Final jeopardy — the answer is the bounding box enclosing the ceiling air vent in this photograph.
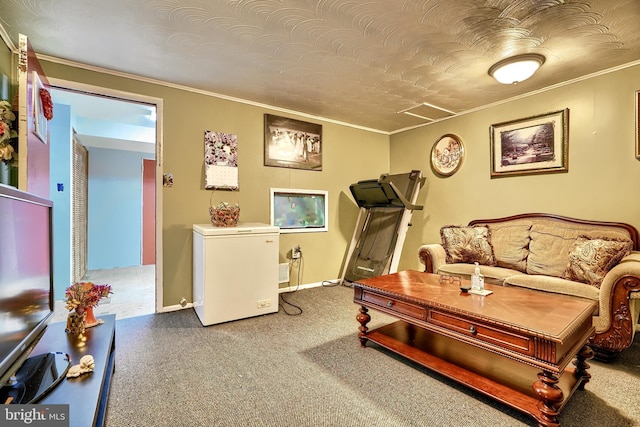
[400,103,456,122]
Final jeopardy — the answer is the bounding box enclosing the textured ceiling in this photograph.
[1,0,640,133]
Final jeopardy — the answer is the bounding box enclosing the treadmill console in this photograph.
[349,170,424,210]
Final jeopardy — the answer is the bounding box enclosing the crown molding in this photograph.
[37,53,390,136]
[0,24,16,52]
[390,58,640,135]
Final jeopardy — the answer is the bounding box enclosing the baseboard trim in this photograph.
[278,279,341,293]
[159,279,342,313]
[160,303,194,313]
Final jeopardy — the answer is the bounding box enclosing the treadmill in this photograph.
[341,170,425,285]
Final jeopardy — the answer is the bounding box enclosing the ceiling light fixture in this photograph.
[488,54,546,85]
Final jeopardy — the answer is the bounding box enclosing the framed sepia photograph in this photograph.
[490,109,569,178]
[430,134,464,177]
[264,114,322,171]
[635,90,640,159]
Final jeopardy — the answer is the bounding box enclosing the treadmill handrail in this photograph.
[388,182,423,210]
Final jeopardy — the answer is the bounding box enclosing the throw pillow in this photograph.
[484,221,532,272]
[563,235,633,288]
[440,225,497,266]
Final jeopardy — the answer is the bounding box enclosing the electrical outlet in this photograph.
[257,299,272,308]
[292,245,301,259]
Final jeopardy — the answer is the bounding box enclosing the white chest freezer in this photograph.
[192,222,279,326]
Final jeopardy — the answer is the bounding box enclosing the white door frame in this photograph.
[48,77,164,314]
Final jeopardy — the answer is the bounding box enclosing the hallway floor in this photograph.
[52,265,156,323]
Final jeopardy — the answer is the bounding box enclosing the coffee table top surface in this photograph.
[354,270,597,340]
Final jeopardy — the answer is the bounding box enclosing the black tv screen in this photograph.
[0,185,53,388]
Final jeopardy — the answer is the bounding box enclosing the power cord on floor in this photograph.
[340,280,354,288]
[279,255,303,316]
[278,254,355,314]
[279,293,302,316]
[321,279,340,287]
[322,276,354,288]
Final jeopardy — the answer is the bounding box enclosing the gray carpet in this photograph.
[105,285,640,427]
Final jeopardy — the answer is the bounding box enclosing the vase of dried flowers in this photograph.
[73,305,101,328]
[65,310,86,335]
[65,282,112,330]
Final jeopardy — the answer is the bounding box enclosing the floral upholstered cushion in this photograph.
[563,235,633,288]
[440,225,497,266]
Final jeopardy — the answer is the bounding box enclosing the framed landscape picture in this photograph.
[264,114,322,171]
[635,90,640,159]
[490,109,569,178]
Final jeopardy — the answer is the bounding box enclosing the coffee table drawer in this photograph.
[361,291,427,321]
[428,309,533,356]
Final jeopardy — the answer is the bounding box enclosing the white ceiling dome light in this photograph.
[489,54,546,85]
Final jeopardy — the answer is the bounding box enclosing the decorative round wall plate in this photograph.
[431,134,464,177]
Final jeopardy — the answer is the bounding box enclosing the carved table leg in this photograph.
[573,344,594,390]
[356,306,371,347]
[532,370,563,427]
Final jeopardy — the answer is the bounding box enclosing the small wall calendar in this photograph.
[204,130,239,190]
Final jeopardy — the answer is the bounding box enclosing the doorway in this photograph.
[47,79,163,321]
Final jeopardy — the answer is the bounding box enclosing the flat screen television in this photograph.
[0,184,68,404]
[270,188,328,233]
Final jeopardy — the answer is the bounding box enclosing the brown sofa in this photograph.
[418,213,640,360]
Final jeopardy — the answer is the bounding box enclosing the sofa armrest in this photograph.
[418,244,446,273]
[617,251,640,264]
[591,251,640,355]
[599,252,640,301]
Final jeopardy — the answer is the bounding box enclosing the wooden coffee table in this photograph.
[353,270,597,427]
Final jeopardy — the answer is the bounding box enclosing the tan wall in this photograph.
[0,41,14,100]
[391,64,640,272]
[40,61,390,306]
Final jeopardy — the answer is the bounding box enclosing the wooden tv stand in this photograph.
[33,314,116,427]
[353,271,596,427]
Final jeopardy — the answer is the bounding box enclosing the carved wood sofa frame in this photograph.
[418,213,640,361]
